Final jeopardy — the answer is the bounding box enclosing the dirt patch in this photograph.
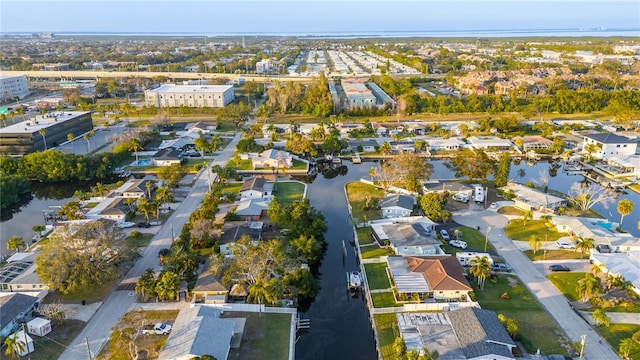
[507,277,519,287]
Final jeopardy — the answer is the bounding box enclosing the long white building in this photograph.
[0,75,30,101]
[145,84,234,108]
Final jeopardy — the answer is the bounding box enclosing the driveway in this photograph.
[59,132,243,360]
[453,209,619,360]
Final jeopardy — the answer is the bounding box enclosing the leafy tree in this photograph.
[378,142,391,155]
[39,128,48,150]
[576,237,595,259]
[283,268,319,301]
[617,199,634,226]
[469,255,492,290]
[0,175,30,209]
[393,336,407,359]
[445,148,495,182]
[592,309,610,327]
[155,270,179,301]
[36,220,133,294]
[6,235,25,253]
[194,137,210,158]
[419,193,451,222]
[620,337,639,360]
[32,224,46,238]
[550,136,564,155]
[211,165,237,183]
[157,163,186,188]
[494,153,511,187]
[497,313,518,338]
[576,273,601,303]
[3,331,25,359]
[58,200,84,220]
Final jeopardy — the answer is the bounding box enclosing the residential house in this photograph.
[250,149,293,169]
[90,197,132,222]
[335,123,366,137]
[239,177,273,201]
[607,155,640,180]
[0,293,39,338]
[503,183,566,212]
[590,252,640,296]
[347,139,379,153]
[427,137,466,152]
[0,252,47,295]
[552,216,639,253]
[159,306,237,360]
[153,148,183,166]
[422,181,473,196]
[192,271,228,304]
[371,218,441,256]
[387,255,472,301]
[185,121,217,135]
[113,179,149,198]
[466,136,513,151]
[447,307,517,360]
[380,194,414,218]
[389,140,416,153]
[583,133,637,160]
[233,199,269,221]
[515,136,553,151]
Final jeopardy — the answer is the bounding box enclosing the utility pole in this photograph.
[484,225,491,252]
[579,334,586,360]
[85,337,93,360]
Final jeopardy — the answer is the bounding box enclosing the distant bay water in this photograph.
[4,28,640,38]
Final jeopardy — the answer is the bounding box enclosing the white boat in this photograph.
[348,271,362,288]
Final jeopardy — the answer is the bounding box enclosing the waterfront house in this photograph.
[153,148,183,166]
[0,293,39,338]
[347,139,379,153]
[233,199,269,221]
[239,177,273,201]
[550,216,640,252]
[0,252,47,295]
[250,149,293,169]
[427,137,466,152]
[380,194,415,218]
[371,217,441,256]
[466,136,513,151]
[503,183,566,212]
[387,255,472,301]
[113,179,150,198]
[159,306,237,360]
[514,136,553,151]
[582,133,637,160]
[590,252,640,296]
[422,181,473,196]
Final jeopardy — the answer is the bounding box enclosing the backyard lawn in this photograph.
[356,226,376,246]
[364,262,392,290]
[596,323,640,360]
[375,313,400,360]
[472,275,569,356]
[504,219,567,242]
[289,159,308,171]
[32,319,85,360]
[346,181,384,222]
[227,158,253,170]
[123,232,155,248]
[547,272,587,302]
[219,181,244,195]
[361,246,394,259]
[371,291,398,308]
[273,181,305,206]
[226,312,291,360]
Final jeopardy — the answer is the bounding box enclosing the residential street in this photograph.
[453,209,620,360]
[59,132,242,360]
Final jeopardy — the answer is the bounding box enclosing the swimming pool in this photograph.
[594,221,614,231]
[137,158,152,166]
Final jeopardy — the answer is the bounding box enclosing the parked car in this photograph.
[453,193,469,203]
[142,323,172,335]
[491,263,512,272]
[449,240,468,249]
[439,229,450,241]
[118,222,136,229]
[549,264,571,272]
[490,202,498,209]
[137,222,150,228]
[556,240,575,249]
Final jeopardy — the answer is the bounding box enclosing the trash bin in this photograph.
[81,300,86,306]
[477,226,480,231]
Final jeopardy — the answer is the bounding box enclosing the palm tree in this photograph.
[145,180,153,199]
[592,309,610,327]
[7,235,25,253]
[67,132,75,151]
[38,128,47,150]
[3,331,26,359]
[83,133,91,152]
[617,199,634,226]
[128,138,142,164]
[247,279,269,305]
[591,264,602,276]
[619,338,637,360]
[0,113,7,128]
[32,224,46,240]
[379,142,391,155]
[469,255,492,290]
[521,209,534,227]
[210,134,221,153]
[529,235,541,255]
[575,237,595,259]
[576,273,601,303]
[92,182,109,198]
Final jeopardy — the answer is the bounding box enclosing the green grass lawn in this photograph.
[498,206,522,215]
[364,263,391,290]
[524,249,583,260]
[183,158,210,172]
[452,226,495,252]
[504,219,567,242]
[371,292,398,308]
[374,313,400,360]
[472,275,569,356]
[547,272,587,302]
[346,181,385,222]
[47,279,114,303]
[361,246,394,259]
[596,323,640,360]
[32,319,85,360]
[226,312,291,360]
[289,159,308,170]
[123,232,154,248]
[273,181,305,206]
[357,226,376,246]
[227,159,253,170]
[219,181,244,194]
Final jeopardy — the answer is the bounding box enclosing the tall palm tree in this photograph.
[576,273,601,303]
[84,133,91,152]
[617,199,634,226]
[67,132,75,151]
[7,235,25,253]
[576,237,595,259]
[521,209,534,227]
[92,182,109,198]
[38,128,47,150]
[469,255,492,290]
[128,138,142,164]
[145,180,153,199]
[3,331,25,359]
[529,235,541,255]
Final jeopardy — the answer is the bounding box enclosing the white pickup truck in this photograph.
[142,322,172,335]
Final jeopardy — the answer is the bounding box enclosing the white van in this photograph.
[473,185,484,203]
[453,193,469,203]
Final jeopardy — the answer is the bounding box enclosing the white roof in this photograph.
[27,317,51,327]
[6,252,34,263]
[592,253,640,291]
[387,256,431,293]
[150,84,233,94]
[0,111,90,134]
[505,183,565,208]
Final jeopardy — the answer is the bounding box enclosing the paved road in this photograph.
[453,209,620,360]
[59,132,242,360]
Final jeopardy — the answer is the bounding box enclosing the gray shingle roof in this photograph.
[380,194,414,210]
[0,294,38,331]
[584,132,636,144]
[446,307,515,359]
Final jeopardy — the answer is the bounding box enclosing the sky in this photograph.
[0,0,639,35]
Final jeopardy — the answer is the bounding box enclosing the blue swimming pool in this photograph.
[137,158,152,166]
[594,221,614,231]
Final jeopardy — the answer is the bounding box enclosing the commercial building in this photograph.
[0,75,30,101]
[0,111,93,155]
[341,79,377,108]
[145,84,234,108]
